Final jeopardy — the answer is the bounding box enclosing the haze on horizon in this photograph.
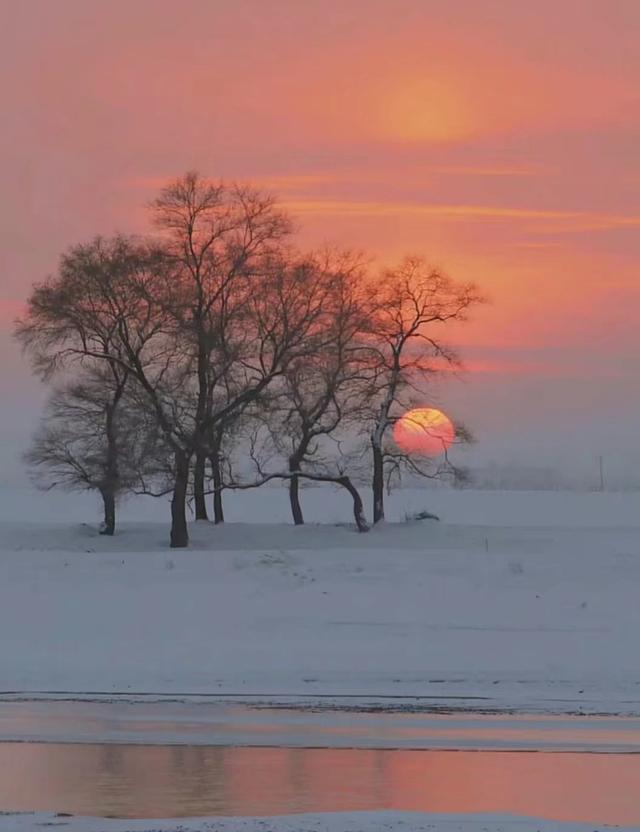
[2,0,639,488]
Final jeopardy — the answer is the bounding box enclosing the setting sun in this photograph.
[393,407,455,456]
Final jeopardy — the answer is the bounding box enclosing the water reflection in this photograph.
[1,743,639,824]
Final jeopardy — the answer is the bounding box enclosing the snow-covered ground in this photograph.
[2,486,640,831]
[2,813,637,832]
[1,486,640,715]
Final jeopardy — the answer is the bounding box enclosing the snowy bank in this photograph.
[1,488,640,714]
[1,813,636,832]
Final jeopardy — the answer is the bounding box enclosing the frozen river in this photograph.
[0,701,639,825]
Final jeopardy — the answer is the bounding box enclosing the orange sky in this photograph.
[2,0,639,481]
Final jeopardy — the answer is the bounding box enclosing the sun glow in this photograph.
[393,407,455,456]
[376,77,474,143]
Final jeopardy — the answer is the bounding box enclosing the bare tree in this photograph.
[266,252,371,525]
[25,371,161,534]
[16,174,485,543]
[233,427,370,533]
[149,172,293,524]
[15,235,196,545]
[17,179,336,547]
[367,256,483,523]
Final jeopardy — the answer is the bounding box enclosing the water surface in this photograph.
[2,702,640,825]
[2,742,640,824]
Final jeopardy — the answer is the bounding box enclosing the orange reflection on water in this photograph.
[1,744,639,824]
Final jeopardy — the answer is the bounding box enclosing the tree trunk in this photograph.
[372,440,385,523]
[210,447,224,524]
[101,400,119,536]
[193,450,209,521]
[288,455,304,525]
[170,450,190,548]
[338,476,369,533]
[289,475,304,525]
[100,489,116,536]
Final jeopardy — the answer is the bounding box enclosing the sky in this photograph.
[2,0,639,486]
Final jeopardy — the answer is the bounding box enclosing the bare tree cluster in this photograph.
[15,173,482,547]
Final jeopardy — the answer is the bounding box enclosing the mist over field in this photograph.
[4,321,639,494]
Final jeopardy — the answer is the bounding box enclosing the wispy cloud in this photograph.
[122,173,345,192]
[250,174,341,191]
[432,165,539,177]
[283,197,640,233]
